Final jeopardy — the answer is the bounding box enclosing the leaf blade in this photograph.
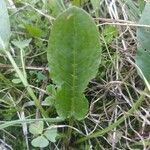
[44,128,58,143]
[31,136,49,148]
[29,121,44,135]
[48,6,101,119]
[0,0,11,51]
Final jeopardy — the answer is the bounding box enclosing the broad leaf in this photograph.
[44,128,58,143]
[31,135,49,148]
[43,96,55,106]
[0,0,11,51]
[135,2,150,81]
[47,7,101,119]
[29,121,44,135]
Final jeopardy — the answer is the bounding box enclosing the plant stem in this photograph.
[5,50,48,117]
[68,118,74,139]
[75,88,148,144]
[64,118,74,148]
[0,118,64,130]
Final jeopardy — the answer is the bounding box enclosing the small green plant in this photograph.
[1,0,149,149]
[0,1,101,147]
[0,0,47,117]
[29,121,58,148]
[47,6,101,120]
[43,84,56,106]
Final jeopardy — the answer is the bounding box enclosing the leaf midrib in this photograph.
[71,12,77,114]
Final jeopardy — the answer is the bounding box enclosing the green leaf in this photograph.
[36,71,47,81]
[43,96,55,106]
[31,135,49,148]
[71,0,88,6]
[123,0,141,21]
[24,24,43,37]
[47,7,101,119]
[102,25,118,44]
[0,0,11,51]
[46,84,56,95]
[138,0,145,12]
[90,0,101,10]
[29,121,44,135]
[48,0,65,17]
[90,0,101,17]
[44,128,58,143]
[11,39,32,49]
[135,1,150,82]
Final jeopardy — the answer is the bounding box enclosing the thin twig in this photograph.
[95,17,150,28]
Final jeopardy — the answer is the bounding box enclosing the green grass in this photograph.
[0,0,150,149]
